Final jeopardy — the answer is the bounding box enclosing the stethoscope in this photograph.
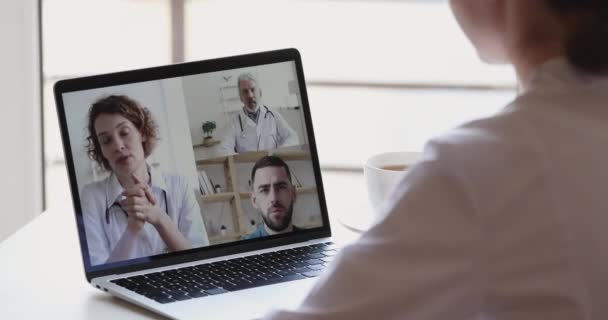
[237,106,275,137]
[104,178,169,224]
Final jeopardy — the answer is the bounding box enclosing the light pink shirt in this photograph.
[266,58,608,319]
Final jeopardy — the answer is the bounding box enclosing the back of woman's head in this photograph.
[546,0,608,74]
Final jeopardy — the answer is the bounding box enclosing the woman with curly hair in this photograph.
[81,95,209,266]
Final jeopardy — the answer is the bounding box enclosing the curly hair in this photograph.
[85,95,159,172]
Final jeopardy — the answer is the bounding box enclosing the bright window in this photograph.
[42,0,172,209]
[42,0,517,209]
[185,0,515,86]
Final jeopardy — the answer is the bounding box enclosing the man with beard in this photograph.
[242,155,301,240]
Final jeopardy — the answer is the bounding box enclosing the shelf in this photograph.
[233,151,268,163]
[193,140,220,148]
[196,156,228,166]
[199,192,234,203]
[196,147,311,165]
[239,187,317,198]
[233,150,311,163]
[271,150,311,161]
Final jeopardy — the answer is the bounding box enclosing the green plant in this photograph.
[202,121,216,138]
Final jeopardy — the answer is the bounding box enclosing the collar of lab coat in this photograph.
[240,105,270,126]
[104,163,168,207]
[243,106,260,121]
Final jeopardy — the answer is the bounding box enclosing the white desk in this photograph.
[0,171,367,319]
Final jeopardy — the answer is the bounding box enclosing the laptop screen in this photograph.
[55,50,329,273]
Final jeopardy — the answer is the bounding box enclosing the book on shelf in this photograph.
[197,171,207,195]
[290,170,303,188]
[208,177,218,193]
[203,172,215,194]
[197,170,215,195]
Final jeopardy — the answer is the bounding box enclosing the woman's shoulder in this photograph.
[431,82,605,156]
[159,172,191,191]
[80,177,108,197]
[419,104,543,189]
[413,106,545,215]
[79,177,110,214]
[158,172,197,208]
[428,106,534,160]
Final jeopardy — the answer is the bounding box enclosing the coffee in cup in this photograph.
[380,164,409,171]
[364,151,420,213]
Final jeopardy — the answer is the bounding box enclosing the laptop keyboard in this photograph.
[110,242,338,304]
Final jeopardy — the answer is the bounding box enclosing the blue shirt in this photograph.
[241,223,268,240]
[241,223,303,240]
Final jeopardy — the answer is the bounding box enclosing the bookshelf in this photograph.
[195,148,317,244]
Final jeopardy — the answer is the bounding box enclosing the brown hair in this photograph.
[546,0,608,74]
[85,95,159,172]
[251,155,292,185]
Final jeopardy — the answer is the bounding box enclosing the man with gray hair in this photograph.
[219,72,299,153]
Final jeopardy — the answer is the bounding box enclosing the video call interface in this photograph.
[62,61,324,267]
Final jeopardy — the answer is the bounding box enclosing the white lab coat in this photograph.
[265,58,608,319]
[81,164,209,266]
[219,106,300,153]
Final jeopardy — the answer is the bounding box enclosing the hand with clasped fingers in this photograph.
[106,173,192,264]
[120,174,164,233]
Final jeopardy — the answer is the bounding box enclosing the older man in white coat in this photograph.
[219,72,299,154]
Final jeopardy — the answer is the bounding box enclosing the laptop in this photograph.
[54,48,337,319]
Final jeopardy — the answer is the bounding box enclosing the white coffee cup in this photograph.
[364,151,420,213]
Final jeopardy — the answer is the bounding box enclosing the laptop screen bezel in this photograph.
[53,48,332,281]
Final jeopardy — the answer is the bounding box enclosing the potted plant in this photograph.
[202,121,217,147]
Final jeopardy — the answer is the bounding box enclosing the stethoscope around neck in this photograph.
[104,175,169,224]
[237,106,277,150]
[238,105,275,136]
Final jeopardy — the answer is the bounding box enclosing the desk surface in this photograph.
[0,171,368,319]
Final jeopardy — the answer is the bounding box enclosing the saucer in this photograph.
[338,211,374,233]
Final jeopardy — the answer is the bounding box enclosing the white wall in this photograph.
[0,0,42,242]
[161,78,200,188]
